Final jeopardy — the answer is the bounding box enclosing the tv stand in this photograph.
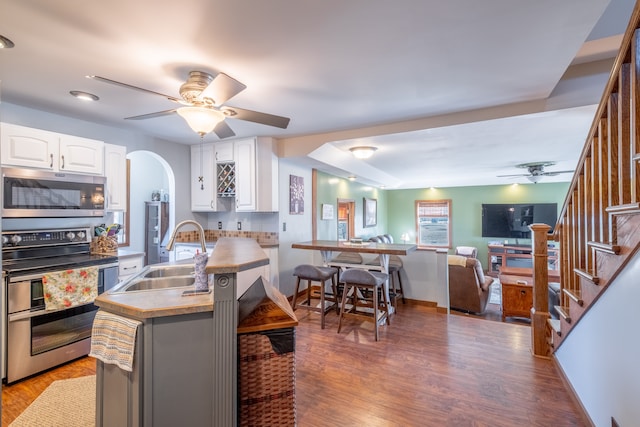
[487,244,559,278]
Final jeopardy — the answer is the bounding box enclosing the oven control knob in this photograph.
[66,232,76,240]
[77,231,86,240]
[10,235,22,245]
[2,235,8,246]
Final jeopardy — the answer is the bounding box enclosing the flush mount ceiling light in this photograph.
[349,146,378,159]
[348,175,357,181]
[177,107,225,136]
[70,91,99,101]
[0,35,15,48]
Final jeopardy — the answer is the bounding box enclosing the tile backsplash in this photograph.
[175,230,279,246]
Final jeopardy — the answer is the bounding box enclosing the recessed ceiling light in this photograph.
[70,91,99,101]
[0,35,15,49]
[348,175,356,181]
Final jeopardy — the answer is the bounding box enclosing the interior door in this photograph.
[337,199,355,241]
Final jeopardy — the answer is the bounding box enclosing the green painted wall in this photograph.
[386,182,570,266]
[316,171,388,240]
[316,169,569,267]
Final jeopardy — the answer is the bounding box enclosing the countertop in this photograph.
[292,239,417,256]
[95,237,269,319]
[117,248,145,258]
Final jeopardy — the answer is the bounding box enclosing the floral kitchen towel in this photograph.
[42,266,99,310]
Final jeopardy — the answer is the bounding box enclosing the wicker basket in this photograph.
[238,328,296,427]
[90,235,118,255]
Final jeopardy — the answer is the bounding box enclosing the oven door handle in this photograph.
[7,262,120,283]
[8,303,97,321]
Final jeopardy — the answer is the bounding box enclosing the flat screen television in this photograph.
[481,203,557,238]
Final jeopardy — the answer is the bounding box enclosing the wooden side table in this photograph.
[498,274,533,322]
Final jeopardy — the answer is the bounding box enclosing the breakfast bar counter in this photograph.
[292,240,417,310]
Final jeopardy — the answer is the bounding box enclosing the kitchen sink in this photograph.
[122,275,195,292]
[143,265,195,278]
[109,263,205,293]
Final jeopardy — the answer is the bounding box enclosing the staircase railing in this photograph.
[532,2,640,354]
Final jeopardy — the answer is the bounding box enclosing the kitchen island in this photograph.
[94,237,269,427]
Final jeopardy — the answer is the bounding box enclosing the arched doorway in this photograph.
[114,150,176,257]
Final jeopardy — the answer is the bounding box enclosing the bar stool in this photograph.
[338,269,390,341]
[292,264,339,329]
[367,236,406,306]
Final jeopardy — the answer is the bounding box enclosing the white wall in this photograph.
[555,250,640,426]
[276,158,314,297]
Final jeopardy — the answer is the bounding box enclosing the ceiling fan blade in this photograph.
[541,170,575,176]
[497,173,529,178]
[125,109,177,120]
[89,75,184,104]
[213,121,236,139]
[201,72,247,106]
[225,106,290,129]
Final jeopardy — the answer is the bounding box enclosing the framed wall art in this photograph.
[289,175,304,214]
[363,197,377,228]
[321,203,334,220]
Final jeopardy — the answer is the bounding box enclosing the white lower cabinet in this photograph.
[173,243,215,261]
[118,253,145,281]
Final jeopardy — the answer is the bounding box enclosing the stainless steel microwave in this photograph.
[2,167,105,217]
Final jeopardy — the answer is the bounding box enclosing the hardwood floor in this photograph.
[2,303,585,426]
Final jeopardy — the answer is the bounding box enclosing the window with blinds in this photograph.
[415,200,451,248]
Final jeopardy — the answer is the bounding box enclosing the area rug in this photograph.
[489,280,501,305]
[10,375,96,427]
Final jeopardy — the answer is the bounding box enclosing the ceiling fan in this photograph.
[497,162,574,183]
[89,70,290,139]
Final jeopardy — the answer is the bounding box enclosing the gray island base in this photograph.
[94,238,269,427]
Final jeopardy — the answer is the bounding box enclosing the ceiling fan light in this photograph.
[177,107,224,136]
[349,146,377,159]
[526,175,543,183]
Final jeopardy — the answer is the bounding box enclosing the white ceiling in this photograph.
[0,0,636,188]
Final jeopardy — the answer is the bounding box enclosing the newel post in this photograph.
[529,223,552,358]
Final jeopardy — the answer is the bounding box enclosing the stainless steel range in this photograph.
[2,227,119,383]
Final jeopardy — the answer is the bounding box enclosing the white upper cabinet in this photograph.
[1,123,59,170]
[191,143,217,211]
[235,137,278,212]
[215,141,234,163]
[190,137,278,213]
[234,138,257,211]
[59,134,104,175]
[104,143,127,211]
[1,123,104,174]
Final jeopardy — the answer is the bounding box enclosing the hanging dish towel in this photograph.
[89,310,141,372]
[42,266,99,311]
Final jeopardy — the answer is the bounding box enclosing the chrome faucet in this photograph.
[166,220,207,253]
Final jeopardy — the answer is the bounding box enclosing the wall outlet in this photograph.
[237,221,242,230]
[217,221,222,230]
